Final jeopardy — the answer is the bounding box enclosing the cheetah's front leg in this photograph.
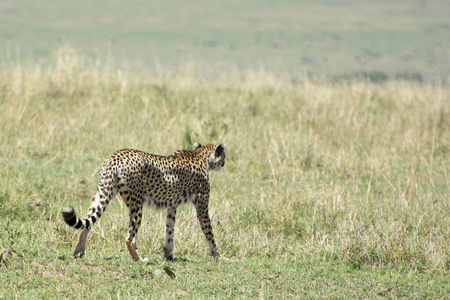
[163,207,177,261]
[195,201,220,261]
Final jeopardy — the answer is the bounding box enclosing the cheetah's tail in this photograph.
[62,206,88,230]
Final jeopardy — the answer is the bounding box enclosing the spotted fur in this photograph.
[62,143,226,261]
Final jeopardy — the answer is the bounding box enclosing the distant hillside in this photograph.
[0,0,449,81]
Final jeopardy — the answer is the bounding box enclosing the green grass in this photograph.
[0,49,449,298]
[0,0,449,80]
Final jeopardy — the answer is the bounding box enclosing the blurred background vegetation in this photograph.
[0,0,449,82]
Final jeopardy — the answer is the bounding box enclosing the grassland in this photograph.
[0,49,449,298]
[1,0,450,80]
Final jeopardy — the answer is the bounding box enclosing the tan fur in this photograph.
[62,144,226,261]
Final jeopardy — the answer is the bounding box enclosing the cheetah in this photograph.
[61,143,226,262]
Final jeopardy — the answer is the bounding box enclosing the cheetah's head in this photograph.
[197,143,226,172]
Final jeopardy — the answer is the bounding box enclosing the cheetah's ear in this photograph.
[215,144,225,157]
[194,143,202,149]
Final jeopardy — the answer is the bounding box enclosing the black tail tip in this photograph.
[62,206,75,220]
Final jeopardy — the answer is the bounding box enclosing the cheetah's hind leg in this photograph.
[126,240,148,262]
[61,206,90,258]
[125,203,148,262]
[74,228,89,258]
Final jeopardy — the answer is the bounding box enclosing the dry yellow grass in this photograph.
[0,49,449,298]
